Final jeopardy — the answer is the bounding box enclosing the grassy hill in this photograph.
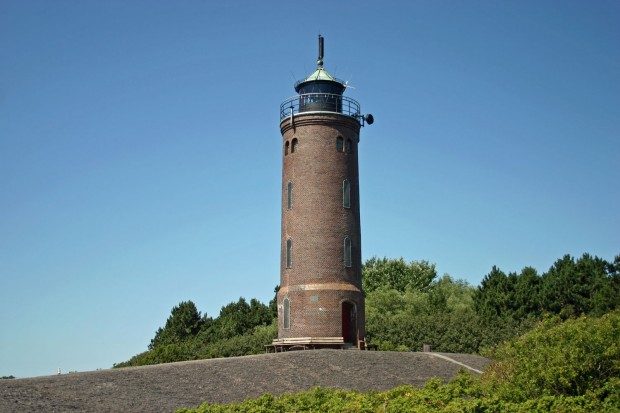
[0,350,488,412]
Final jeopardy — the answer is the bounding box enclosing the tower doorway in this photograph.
[341,301,357,345]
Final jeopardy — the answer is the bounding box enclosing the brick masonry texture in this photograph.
[277,113,365,343]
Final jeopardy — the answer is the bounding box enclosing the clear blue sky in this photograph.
[1,1,618,378]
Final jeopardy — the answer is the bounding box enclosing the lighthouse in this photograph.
[274,36,373,350]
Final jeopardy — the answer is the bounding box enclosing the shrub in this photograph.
[115,323,277,368]
[483,311,620,402]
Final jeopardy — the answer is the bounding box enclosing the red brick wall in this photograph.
[277,113,365,343]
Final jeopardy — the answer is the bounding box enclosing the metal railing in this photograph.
[280,93,361,120]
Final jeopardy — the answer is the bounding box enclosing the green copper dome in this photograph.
[302,67,338,83]
[294,66,345,94]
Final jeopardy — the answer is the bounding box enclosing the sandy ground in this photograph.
[0,350,490,412]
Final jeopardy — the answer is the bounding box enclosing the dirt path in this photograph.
[0,350,490,412]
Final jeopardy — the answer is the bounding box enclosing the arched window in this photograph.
[287,181,293,210]
[336,136,344,152]
[285,141,289,155]
[345,138,353,154]
[342,179,351,208]
[286,238,293,268]
[344,237,352,267]
[283,298,290,329]
[291,138,298,153]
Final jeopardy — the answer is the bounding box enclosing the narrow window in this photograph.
[283,298,290,329]
[344,237,352,267]
[336,136,344,152]
[286,238,293,268]
[285,141,289,156]
[291,138,298,153]
[287,181,293,210]
[345,138,353,154]
[343,179,351,208]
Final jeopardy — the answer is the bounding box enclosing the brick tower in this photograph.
[274,36,373,350]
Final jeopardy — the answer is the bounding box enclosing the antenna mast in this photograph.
[317,35,324,68]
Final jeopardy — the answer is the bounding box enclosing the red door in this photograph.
[342,302,356,344]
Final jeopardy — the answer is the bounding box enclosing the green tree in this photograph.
[365,275,482,352]
[474,266,515,320]
[474,265,544,322]
[512,266,541,319]
[208,297,273,341]
[592,254,620,316]
[540,253,616,317]
[116,298,276,367]
[362,257,437,293]
[149,301,204,349]
[269,285,280,319]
